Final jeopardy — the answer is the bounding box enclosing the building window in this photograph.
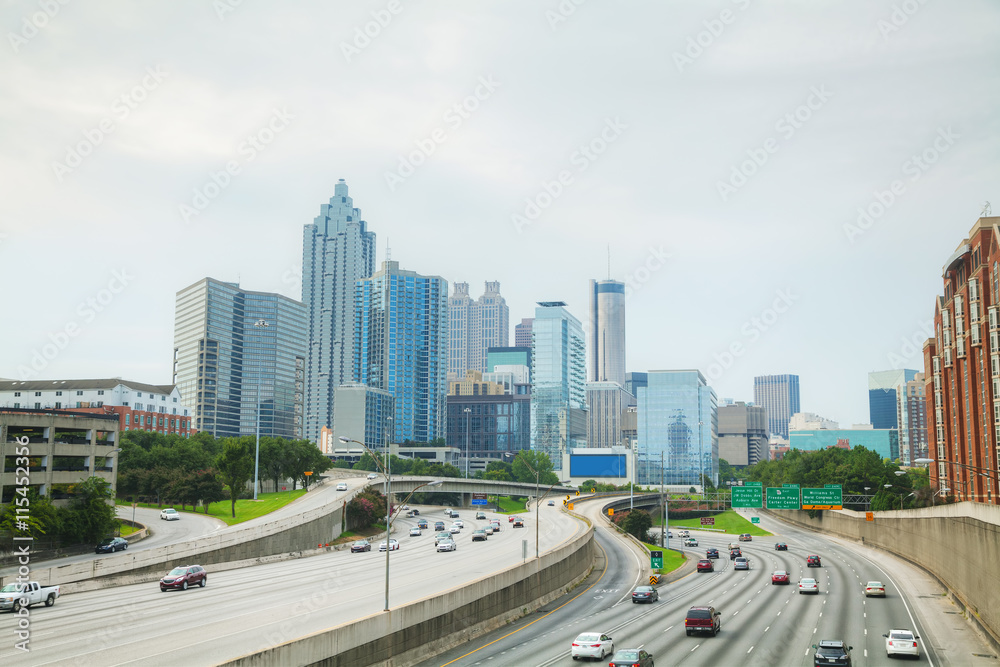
[126,415,130,425]
[55,402,61,408]
[97,390,105,395]
[55,391,62,396]
[136,392,142,398]
[34,392,41,396]
[34,402,40,409]
[13,392,20,397]
[13,402,19,408]
[77,390,83,396]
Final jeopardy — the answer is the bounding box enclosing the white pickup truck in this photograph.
[0,582,60,612]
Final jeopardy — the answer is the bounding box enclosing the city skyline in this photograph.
[3,3,998,430]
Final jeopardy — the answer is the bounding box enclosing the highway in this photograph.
[424,499,994,667]
[0,502,585,666]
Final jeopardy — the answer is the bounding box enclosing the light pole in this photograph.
[252,318,269,501]
[464,407,471,479]
[916,457,996,502]
[516,454,546,557]
[864,487,871,512]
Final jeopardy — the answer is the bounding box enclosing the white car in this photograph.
[884,629,920,658]
[449,524,461,534]
[484,525,494,535]
[865,581,886,597]
[159,508,180,521]
[683,538,698,547]
[408,527,421,537]
[437,539,457,552]
[571,632,614,660]
[378,539,399,552]
[453,519,464,528]
[798,577,819,594]
[678,530,690,538]
[366,473,378,480]
[336,482,348,491]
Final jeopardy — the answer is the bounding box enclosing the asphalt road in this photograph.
[0,503,584,666]
[423,500,991,667]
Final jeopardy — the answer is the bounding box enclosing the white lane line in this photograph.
[665,626,674,632]
[765,626,770,632]
[691,645,700,652]
[814,628,818,634]
[865,649,868,657]
[777,611,781,616]
[748,646,755,654]
[734,610,740,615]
[865,629,868,635]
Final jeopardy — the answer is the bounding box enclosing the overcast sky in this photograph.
[2,1,998,428]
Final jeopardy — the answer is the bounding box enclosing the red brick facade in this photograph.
[66,405,194,437]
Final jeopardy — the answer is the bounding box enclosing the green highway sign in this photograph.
[650,550,663,569]
[744,481,763,486]
[782,483,800,488]
[802,486,843,510]
[751,517,760,524]
[766,487,801,510]
[731,485,763,508]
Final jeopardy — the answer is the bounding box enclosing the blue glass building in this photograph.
[637,370,718,486]
[868,369,918,430]
[355,261,448,444]
[753,374,800,439]
[789,429,899,461]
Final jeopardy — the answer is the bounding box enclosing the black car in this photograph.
[812,640,852,666]
[706,548,719,559]
[609,648,653,666]
[631,585,658,603]
[775,542,788,550]
[95,537,128,554]
[350,540,372,553]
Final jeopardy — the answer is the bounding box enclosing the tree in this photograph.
[620,509,652,543]
[0,488,57,539]
[192,469,226,512]
[282,440,332,489]
[484,469,512,482]
[512,451,559,486]
[259,438,287,494]
[215,438,254,518]
[58,477,118,544]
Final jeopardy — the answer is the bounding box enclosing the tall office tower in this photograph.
[868,369,919,429]
[301,179,376,444]
[636,370,718,486]
[174,278,307,439]
[514,317,534,348]
[531,302,587,470]
[355,261,448,444]
[448,281,509,379]
[753,374,800,440]
[586,381,631,448]
[718,401,768,468]
[588,279,626,386]
[902,372,928,465]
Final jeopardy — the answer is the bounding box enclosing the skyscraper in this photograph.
[588,279,626,386]
[514,317,533,348]
[718,401,768,468]
[753,374,800,440]
[301,179,376,444]
[530,302,587,470]
[448,281,509,379]
[868,369,918,430]
[173,278,306,439]
[355,260,448,444]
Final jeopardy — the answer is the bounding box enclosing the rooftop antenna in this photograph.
[386,237,391,262]
[982,201,992,217]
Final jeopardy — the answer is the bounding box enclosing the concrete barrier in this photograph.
[761,503,1000,649]
[220,527,595,667]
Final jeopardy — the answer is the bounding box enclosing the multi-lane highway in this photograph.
[424,499,995,667]
[0,502,584,666]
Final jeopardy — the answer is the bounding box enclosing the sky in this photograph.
[2,1,998,428]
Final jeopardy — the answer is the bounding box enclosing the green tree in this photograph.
[57,477,118,544]
[0,488,58,539]
[259,438,287,494]
[192,469,226,512]
[484,469,512,481]
[512,451,559,485]
[620,509,652,543]
[215,438,254,518]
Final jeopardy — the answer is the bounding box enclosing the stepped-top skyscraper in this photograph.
[753,374,800,440]
[448,281,509,379]
[301,179,376,443]
[588,279,626,386]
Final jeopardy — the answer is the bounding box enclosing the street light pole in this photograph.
[464,407,471,479]
[252,318,269,501]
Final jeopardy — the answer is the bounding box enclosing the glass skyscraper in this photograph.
[637,370,718,486]
[301,179,376,443]
[753,374,801,440]
[530,301,587,470]
[588,279,626,386]
[355,261,448,444]
[173,278,307,439]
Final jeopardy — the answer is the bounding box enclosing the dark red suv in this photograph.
[807,554,822,567]
[160,565,207,591]
[697,559,714,572]
[685,606,721,636]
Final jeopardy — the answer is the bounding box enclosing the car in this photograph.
[706,548,719,559]
[739,533,752,541]
[472,529,488,542]
[547,500,555,506]
[160,565,206,591]
[452,519,464,528]
[434,531,453,546]
[734,557,749,570]
[336,482,348,491]
[729,548,742,559]
[449,525,461,534]
[410,508,419,515]
[434,521,446,531]
[446,509,458,518]
[508,515,515,523]
[631,585,658,603]
[513,518,525,528]
[408,527,421,537]
[771,570,790,585]
[476,511,486,520]
[667,530,673,538]
[405,510,417,518]
[367,473,378,479]
[799,577,819,594]
[95,537,128,554]
[697,559,714,572]
[807,554,822,567]
[684,605,721,636]
[812,639,853,666]
[865,581,886,597]
[684,537,698,547]
[417,519,428,529]
[884,628,920,658]
[728,541,739,550]
[570,632,614,660]
[484,525,494,535]
[402,505,410,510]
[159,508,180,521]
[775,542,787,550]
[378,539,399,551]
[678,530,690,538]
[350,540,371,552]
[437,538,457,552]
[609,648,653,667]
[490,521,501,532]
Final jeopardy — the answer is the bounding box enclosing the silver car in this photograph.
[734,557,749,570]
[436,539,457,552]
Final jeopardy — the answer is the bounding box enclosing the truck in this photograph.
[0,582,61,612]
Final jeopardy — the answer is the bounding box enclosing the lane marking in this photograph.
[691,645,700,652]
[748,646,755,654]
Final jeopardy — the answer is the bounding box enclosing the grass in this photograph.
[495,496,528,514]
[641,541,687,575]
[116,488,308,527]
[664,510,773,536]
[118,523,139,537]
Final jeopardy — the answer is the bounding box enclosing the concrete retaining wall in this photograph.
[761,503,1000,647]
[220,528,596,667]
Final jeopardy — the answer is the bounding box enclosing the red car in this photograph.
[160,565,207,591]
[771,570,790,585]
[697,559,714,572]
[685,605,721,636]
[807,554,822,567]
